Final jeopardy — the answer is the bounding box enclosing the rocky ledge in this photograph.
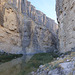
[31,52,75,75]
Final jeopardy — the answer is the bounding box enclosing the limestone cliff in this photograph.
[0,0,58,54]
[56,0,75,53]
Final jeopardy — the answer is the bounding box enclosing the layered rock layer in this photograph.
[0,0,58,54]
[56,0,75,53]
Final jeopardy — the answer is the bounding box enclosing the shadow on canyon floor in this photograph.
[0,52,60,75]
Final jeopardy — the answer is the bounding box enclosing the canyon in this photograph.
[0,0,75,75]
[0,0,58,54]
[30,0,75,75]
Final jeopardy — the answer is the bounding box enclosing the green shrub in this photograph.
[23,52,59,74]
[0,52,23,63]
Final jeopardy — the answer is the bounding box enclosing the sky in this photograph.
[28,0,57,23]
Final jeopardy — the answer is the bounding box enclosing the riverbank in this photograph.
[31,51,75,75]
[23,52,60,75]
[0,52,23,63]
[1,51,73,75]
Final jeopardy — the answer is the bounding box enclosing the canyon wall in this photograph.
[0,0,58,54]
[56,0,75,53]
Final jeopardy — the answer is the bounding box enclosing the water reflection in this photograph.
[0,54,33,75]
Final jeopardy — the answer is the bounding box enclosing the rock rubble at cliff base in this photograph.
[31,52,75,75]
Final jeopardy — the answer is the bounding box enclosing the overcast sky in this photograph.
[28,0,57,23]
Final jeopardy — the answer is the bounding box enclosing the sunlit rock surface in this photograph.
[56,0,75,53]
[0,0,58,54]
[31,52,75,75]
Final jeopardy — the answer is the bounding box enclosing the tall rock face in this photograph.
[0,0,58,54]
[56,0,75,53]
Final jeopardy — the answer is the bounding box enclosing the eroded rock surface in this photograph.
[0,0,58,54]
[56,0,75,53]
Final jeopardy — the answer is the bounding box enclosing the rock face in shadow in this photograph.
[56,0,75,53]
[0,0,58,54]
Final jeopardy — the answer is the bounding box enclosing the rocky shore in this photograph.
[31,52,75,75]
